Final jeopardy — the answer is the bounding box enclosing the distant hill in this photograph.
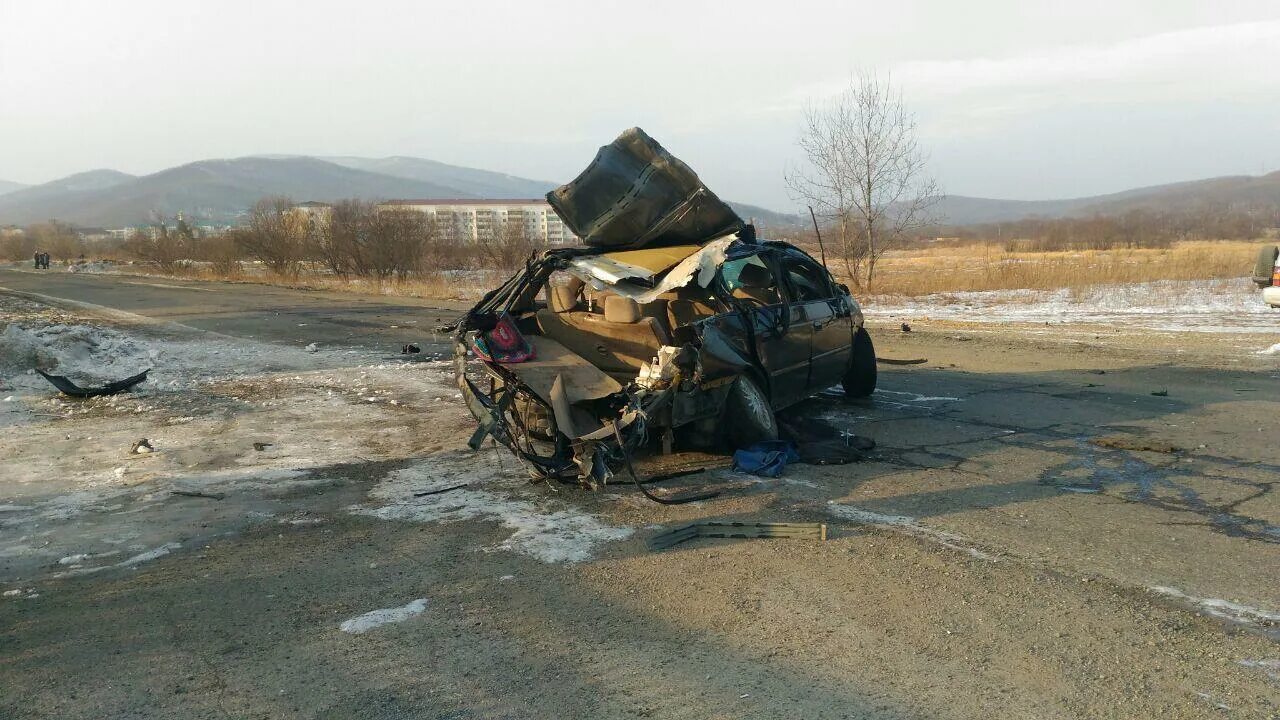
[0,158,478,227]
[727,201,803,231]
[936,172,1280,225]
[322,156,557,199]
[0,180,28,196]
[6,153,1275,230]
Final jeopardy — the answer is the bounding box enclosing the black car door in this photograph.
[778,251,853,394]
[717,250,812,407]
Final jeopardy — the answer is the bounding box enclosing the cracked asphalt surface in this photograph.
[1,267,1278,719]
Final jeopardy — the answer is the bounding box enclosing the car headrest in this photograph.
[603,295,642,323]
[548,276,584,313]
[737,262,774,289]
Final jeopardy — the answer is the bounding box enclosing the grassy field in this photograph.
[860,240,1261,297]
[51,239,1264,301]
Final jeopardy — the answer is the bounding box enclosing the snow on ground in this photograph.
[339,598,428,634]
[349,455,634,564]
[0,292,502,583]
[66,261,121,274]
[868,278,1279,335]
[827,503,999,561]
[1148,585,1280,633]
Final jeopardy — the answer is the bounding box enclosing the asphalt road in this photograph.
[0,266,467,353]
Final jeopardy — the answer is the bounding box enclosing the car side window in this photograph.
[720,255,768,291]
[781,255,833,303]
[719,254,782,304]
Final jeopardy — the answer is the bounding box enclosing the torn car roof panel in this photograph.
[546,127,744,250]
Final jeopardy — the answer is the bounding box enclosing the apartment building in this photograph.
[378,199,579,245]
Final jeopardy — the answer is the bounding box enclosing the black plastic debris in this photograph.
[402,344,421,354]
[36,368,149,397]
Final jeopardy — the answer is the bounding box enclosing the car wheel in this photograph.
[843,327,877,398]
[722,375,778,449]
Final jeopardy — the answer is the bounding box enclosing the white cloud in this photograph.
[898,21,1280,99]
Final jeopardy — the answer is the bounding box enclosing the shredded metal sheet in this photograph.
[567,235,736,305]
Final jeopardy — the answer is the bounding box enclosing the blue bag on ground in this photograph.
[731,441,800,478]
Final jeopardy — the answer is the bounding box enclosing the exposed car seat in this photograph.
[548,276,585,313]
[536,295,671,377]
[732,262,780,304]
[667,299,719,328]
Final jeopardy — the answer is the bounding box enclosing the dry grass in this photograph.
[100,262,505,302]
[855,240,1262,297]
[69,239,1263,302]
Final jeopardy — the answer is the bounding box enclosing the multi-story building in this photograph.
[377,199,579,245]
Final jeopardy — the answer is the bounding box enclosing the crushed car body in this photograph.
[447,128,877,494]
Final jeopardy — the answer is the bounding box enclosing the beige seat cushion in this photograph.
[536,309,670,375]
[604,295,642,323]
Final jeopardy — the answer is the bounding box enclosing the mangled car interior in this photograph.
[447,128,877,501]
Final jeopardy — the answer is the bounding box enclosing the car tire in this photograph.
[722,375,778,449]
[843,327,877,398]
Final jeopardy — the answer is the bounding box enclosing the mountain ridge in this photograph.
[1,156,1277,229]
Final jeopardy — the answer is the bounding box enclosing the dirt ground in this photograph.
[1,269,1278,719]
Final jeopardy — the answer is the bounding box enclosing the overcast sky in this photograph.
[2,1,1279,209]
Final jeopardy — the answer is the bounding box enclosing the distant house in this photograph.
[75,227,111,242]
[290,201,334,220]
[378,199,578,245]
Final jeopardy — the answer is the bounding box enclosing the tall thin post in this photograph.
[807,205,828,269]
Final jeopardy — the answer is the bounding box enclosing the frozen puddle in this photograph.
[349,455,633,564]
[828,504,998,561]
[339,598,428,634]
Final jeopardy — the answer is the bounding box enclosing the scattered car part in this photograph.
[1252,245,1278,287]
[130,438,154,454]
[253,442,272,451]
[648,521,828,550]
[36,368,149,397]
[171,489,225,501]
[402,343,421,354]
[843,328,877,398]
[1256,244,1280,307]
[877,357,927,365]
[412,483,469,497]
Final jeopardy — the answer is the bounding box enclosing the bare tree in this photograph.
[315,199,375,278]
[235,197,308,275]
[26,221,82,262]
[787,73,941,289]
[366,208,431,280]
[477,217,544,272]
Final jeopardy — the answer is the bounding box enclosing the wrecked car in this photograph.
[448,128,876,494]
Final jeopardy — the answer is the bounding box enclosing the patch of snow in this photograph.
[869,278,1280,334]
[350,455,633,564]
[1148,585,1280,626]
[828,504,998,561]
[877,389,962,403]
[1237,658,1280,681]
[66,261,120,274]
[1256,343,1280,355]
[339,598,427,634]
[53,542,180,577]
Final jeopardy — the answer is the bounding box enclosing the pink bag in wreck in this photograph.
[471,312,535,363]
